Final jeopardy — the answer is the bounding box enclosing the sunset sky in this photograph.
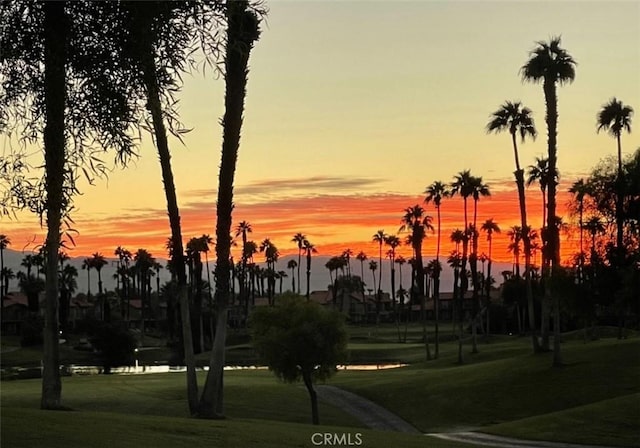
[2,0,639,265]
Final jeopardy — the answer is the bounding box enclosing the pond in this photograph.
[1,363,408,380]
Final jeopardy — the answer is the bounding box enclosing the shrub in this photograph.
[89,322,136,374]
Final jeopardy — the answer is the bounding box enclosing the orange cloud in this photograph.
[2,177,582,265]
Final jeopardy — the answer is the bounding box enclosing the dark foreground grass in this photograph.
[1,407,465,448]
[330,337,640,442]
[1,370,363,427]
[482,393,640,447]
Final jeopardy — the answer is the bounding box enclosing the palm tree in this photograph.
[277,271,286,295]
[467,176,491,353]
[292,233,307,295]
[341,248,353,278]
[1,267,15,296]
[89,253,108,321]
[134,248,155,342]
[424,180,449,358]
[114,246,132,319]
[117,1,219,412]
[522,35,577,366]
[18,271,45,314]
[527,156,552,267]
[372,230,386,297]
[259,238,279,304]
[384,235,400,314]
[486,100,538,352]
[287,259,297,292]
[58,264,77,334]
[356,251,367,299]
[447,249,464,364]
[597,98,634,254]
[480,218,500,303]
[399,205,434,360]
[302,240,317,302]
[521,36,576,273]
[583,216,606,262]
[199,2,261,418]
[368,260,378,319]
[507,226,523,277]
[450,170,474,322]
[81,258,92,300]
[0,235,10,291]
[569,179,590,281]
[235,221,252,304]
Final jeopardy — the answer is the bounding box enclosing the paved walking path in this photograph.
[316,385,420,433]
[427,432,617,448]
[316,385,618,448]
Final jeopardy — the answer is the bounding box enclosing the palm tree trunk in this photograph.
[41,0,66,410]
[199,1,258,417]
[306,252,311,302]
[297,249,302,295]
[140,41,198,413]
[434,205,441,358]
[544,78,563,366]
[615,134,624,254]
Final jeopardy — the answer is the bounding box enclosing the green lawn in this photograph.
[482,393,640,447]
[2,327,639,447]
[329,337,640,445]
[1,407,464,448]
[1,370,363,427]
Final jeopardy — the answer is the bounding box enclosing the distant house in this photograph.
[1,292,30,335]
[69,296,94,322]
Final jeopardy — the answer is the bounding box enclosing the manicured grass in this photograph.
[329,337,640,440]
[1,407,466,448]
[3,327,639,447]
[1,370,363,427]
[482,393,640,447]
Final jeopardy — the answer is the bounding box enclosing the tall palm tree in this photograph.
[117,1,222,412]
[1,267,15,296]
[450,170,474,322]
[521,36,576,270]
[0,235,10,292]
[114,246,132,319]
[235,221,252,302]
[90,253,108,320]
[597,98,634,254]
[199,1,261,419]
[522,36,576,366]
[447,248,464,364]
[507,226,523,278]
[356,251,367,299]
[303,239,317,302]
[368,260,378,317]
[81,258,92,300]
[341,248,353,278]
[134,248,155,342]
[400,205,433,361]
[527,156,553,267]
[287,259,297,292]
[259,238,279,303]
[384,235,400,314]
[292,233,306,295]
[424,180,449,358]
[569,179,590,281]
[583,216,605,262]
[487,100,538,352]
[58,264,77,334]
[480,218,500,301]
[372,230,387,297]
